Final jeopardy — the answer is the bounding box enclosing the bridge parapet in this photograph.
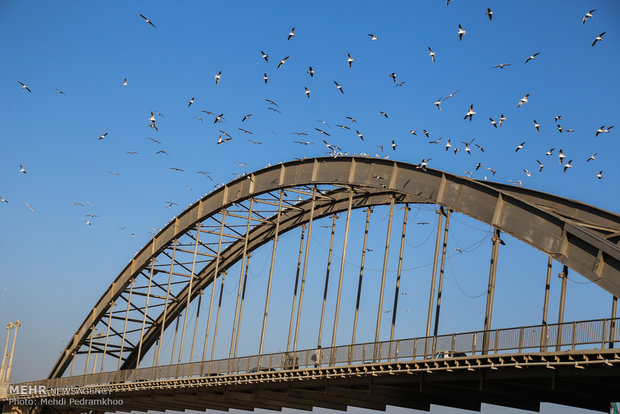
[5,317,619,399]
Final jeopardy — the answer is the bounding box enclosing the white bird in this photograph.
[534,120,540,132]
[0,195,7,203]
[368,34,378,41]
[19,164,26,174]
[559,149,566,163]
[563,160,573,172]
[139,14,156,28]
[98,132,108,140]
[263,73,269,84]
[597,171,603,180]
[517,94,529,108]
[489,117,497,128]
[288,27,295,40]
[347,53,354,68]
[515,142,525,152]
[334,81,344,94]
[499,114,507,127]
[523,169,532,177]
[215,71,221,86]
[596,125,614,136]
[123,78,127,86]
[586,153,597,162]
[277,56,289,69]
[525,52,540,63]
[305,87,311,98]
[18,81,32,93]
[464,104,476,121]
[188,97,195,107]
[25,202,35,212]
[428,47,436,63]
[261,50,269,62]
[486,8,493,21]
[434,98,442,110]
[582,9,596,25]
[536,160,544,172]
[445,139,452,151]
[458,24,466,41]
[592,32,605,47]
[545,148,555,156]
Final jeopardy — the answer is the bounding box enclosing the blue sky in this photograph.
[1,1,619,413]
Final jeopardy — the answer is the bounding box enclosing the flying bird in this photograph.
[517,94,529,108]
[188,97,195,107]
[305,87,311,98]
[242,114,253,122]
[489,117,497,128]
[389,73,397,83]
[464,105,476,121]
[534,120,540,132]
[586,153,597,162]
[355,130,364,141]
[499,114,506,127]
[214,113,224,124]
[563,160,573,172]
[263,73,269,84]
[596,125,613,136]
[169,167,184,172]
[545,148,555,156]
[214,71,221,86]
[368,34,378,40]
[98,132,108,140]
[277,56,289,69]
[139,14,156,28]
[55,88,67,95]
[391,140,397,151]
[592,32,605,47]
[347,53,354,68]
[582,9,596,25]
[486,8,493,21]
[492,63,511,69]
[434,98,443,110]
[525,52,540,63]
[288,27,295,40]
[458,24,466,41]
[334,81,344,94]
[379,111,389,118]
[18,81,31,93]
[428,47,436,63]
[261,50,269,62]
[123,78,127,86]
[536,160,544,172]
[19,164,26,174]
[597,171,603,180]
[307,66,314,77]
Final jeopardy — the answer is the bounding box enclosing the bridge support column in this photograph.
[352,208,372,344]
[375,197,395,360]
[258,190,285,365]
[432,208,451,355]
[318,216,337,348]
[611,296,617,348]
[331,189,354,350]
[556,265,568,351]
[424,207,444,358]
[157,239,178,366]
[0,323,13,383]
[203,211,227,365]
[390,205,409,350]
[482,228,501,354]
[540,256,553,351]
[287,224,307,352]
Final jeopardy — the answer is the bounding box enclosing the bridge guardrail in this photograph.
[7,317,619,395]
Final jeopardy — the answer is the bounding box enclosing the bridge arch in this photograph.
[50,156,620,379]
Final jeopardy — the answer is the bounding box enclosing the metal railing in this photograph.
[7,317,619,396]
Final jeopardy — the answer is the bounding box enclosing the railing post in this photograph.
[412,338,417,360]
[571,321,577,350]
[602,319,607,349]
[451,334,456,354]
[362,343,366,363]
[494,329,499,354]
[518,327,524,353]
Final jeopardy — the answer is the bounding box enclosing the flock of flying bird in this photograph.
[5,6,615,232]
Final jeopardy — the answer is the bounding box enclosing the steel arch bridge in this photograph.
[2,157,620,414]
